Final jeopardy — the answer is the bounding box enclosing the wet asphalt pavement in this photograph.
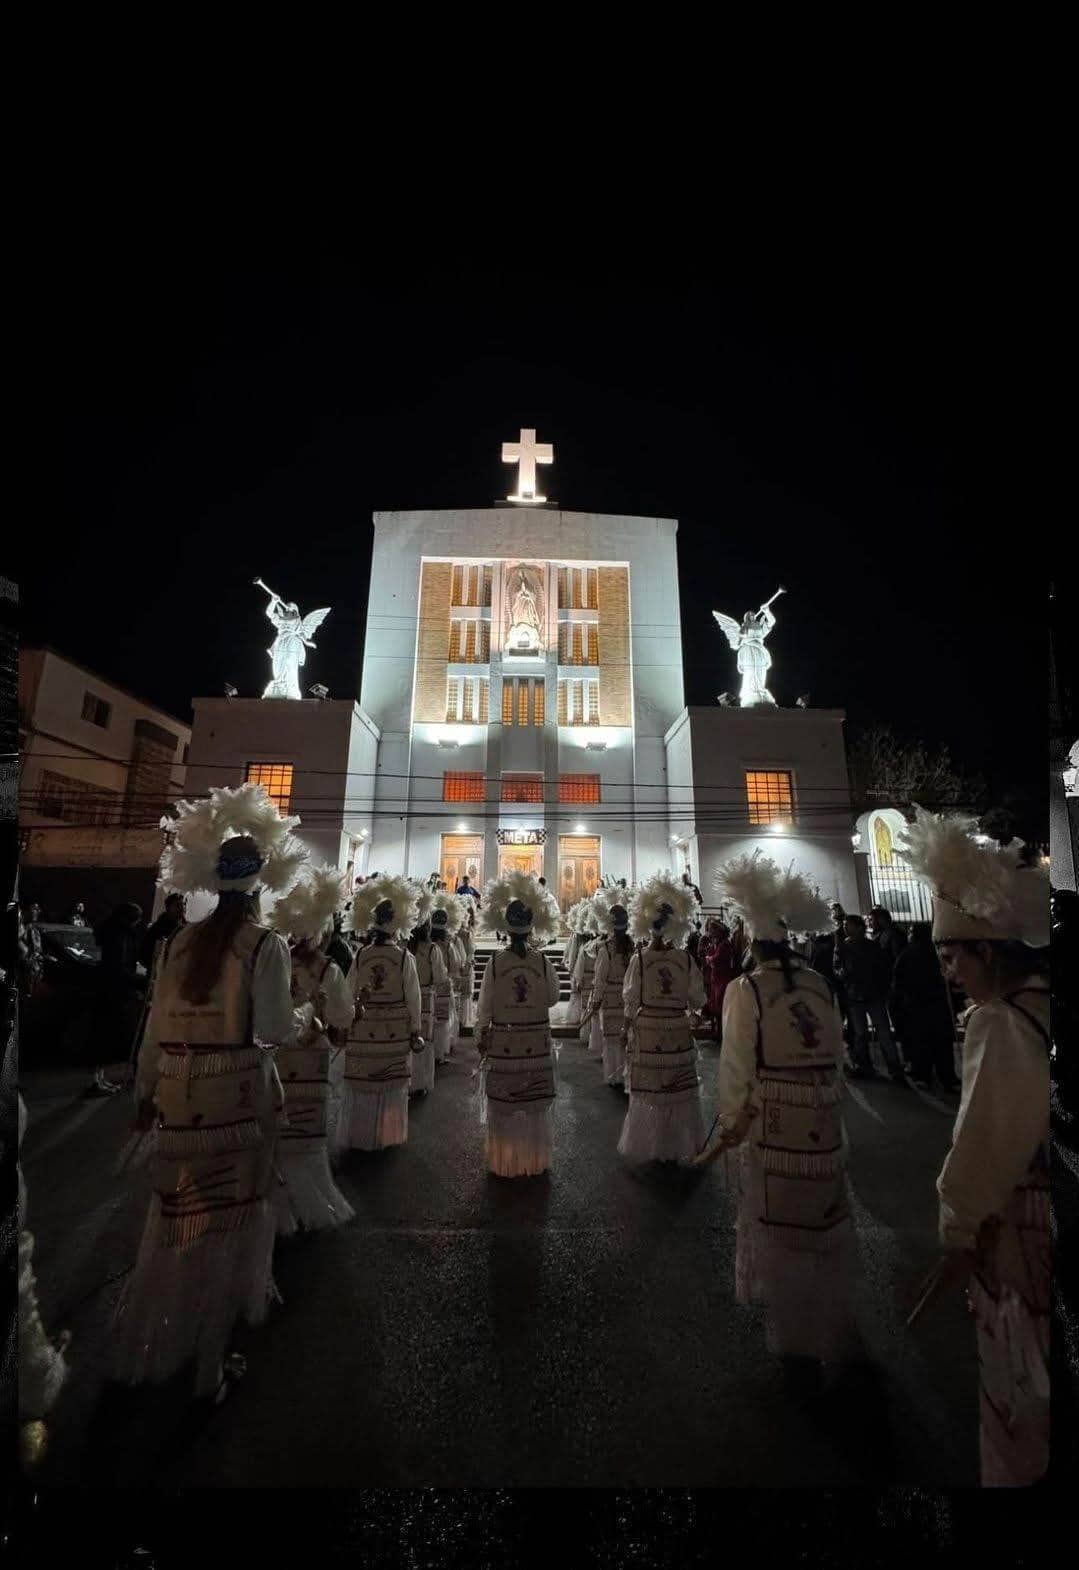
[21,1033,978,1487]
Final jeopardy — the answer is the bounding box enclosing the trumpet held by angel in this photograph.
[255,577,331,700]
[712,587,785,707]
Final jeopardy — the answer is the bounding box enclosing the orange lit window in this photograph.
[745,770,794,826]
[446,679,460,722]
[587,624,599,665]
[518,680,529,727]
[443,771,486,803]
[557,681,568,724]
[502,681,514,725]
[533,679,545,726]
[559,774,601,805]
[478,679,490,723]
[449,621,462,661]
[246,762,294,814]
[502,774,544,803]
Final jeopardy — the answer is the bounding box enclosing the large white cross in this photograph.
[502,427,553,503]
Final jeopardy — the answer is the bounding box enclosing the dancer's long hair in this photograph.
[180,889,261,1005]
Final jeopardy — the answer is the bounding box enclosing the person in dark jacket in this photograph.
[868,905,907,986]
[835,914,905,1082]
[888,922,959,1090]
[139,893,186,973]
[84,902,144,1095]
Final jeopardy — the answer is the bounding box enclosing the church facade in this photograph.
[359,507,684,911]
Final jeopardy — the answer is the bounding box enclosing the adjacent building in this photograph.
[19,647,191,919]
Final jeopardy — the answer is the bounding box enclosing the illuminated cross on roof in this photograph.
[501,428,553,504]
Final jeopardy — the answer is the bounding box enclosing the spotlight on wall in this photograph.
[224,683,238,699]
[456,822,468,833]
[717,692,735,707]
[437,739,460,751]
[309,683,329,700]
[795,694,810,708]
[851,832,862,849]
[575,823,586,833]
[768,821,786,834]
[585,741,607,752]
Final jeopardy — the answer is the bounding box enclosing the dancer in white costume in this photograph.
[267,865,355,1235]
[588,891,634,1087]
[406,886,441,1095]
[572,898,605,1056]
[431,890,465,1062]
[618,874,706,1164]
[456,896,478,1031]
[112,784,306,1398]
[697,854,858,1372]
[343,876,423,1149]
[562,903,586,1026]
[898,807,1050,1487]
[17,1093,70,1445]
[476,870,562,1177]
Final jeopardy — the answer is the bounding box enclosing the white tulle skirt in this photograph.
[339,1083,410,1151]
[460,985,476,1029]
[484,1102,554,1178]
[565,989,583,1026]
[733,1141,859,1363]
[433,1012,456,1063]
[617,1086,704,1165]
[112,1195,276,1397]
[272,1149,355,1237]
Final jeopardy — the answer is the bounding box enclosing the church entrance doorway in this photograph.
[440,833,484,892]
[497,845,544,882]
[557,835,601,914]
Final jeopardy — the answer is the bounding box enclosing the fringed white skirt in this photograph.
[565,989,583,1026]
[272,1145,355,1236]
[111,1195,276,1398]
[618,1084,704,1165]
[601,1032,625,1086]
[338,1081,410,1151]
[484,1102,554,1178]
[460,987,477,1030]
[733,1140,859,1364]
[587,1013,604,1059]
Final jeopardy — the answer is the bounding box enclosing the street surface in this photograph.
[21,1032,977,1487]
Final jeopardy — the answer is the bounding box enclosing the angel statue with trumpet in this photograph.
[712,587,785,707]
[255,578,331,700]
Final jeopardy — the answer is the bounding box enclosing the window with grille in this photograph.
[450,563,493,608]
[501,678,545,726]
[246,762,294,814]
[558,679,600,726]
[81,691,112,728]
[443,771,486,803]
[745,770,794,826]
[502,773,544,803]
[446,677,489,723]
[32,768,122,825]
[559,774,601,804]
[450,619,490,663]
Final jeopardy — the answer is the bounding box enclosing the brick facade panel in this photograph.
[413,562,452,723]
[597,566,630,726]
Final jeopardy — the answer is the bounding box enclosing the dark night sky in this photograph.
[24,253,1042,835]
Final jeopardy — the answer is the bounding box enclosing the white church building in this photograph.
[183,433,860,918]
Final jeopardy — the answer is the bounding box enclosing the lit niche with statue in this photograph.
[502,562,546,657]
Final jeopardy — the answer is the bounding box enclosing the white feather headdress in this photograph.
[479,868,561,945]
[713,853,828,942]
[897,805,1049,946]
[267,863,344,943]
[590,885,631,935]
[345,873,419,939]
[410,883,436,930]
[628,872,698,947]
[159,782,307,897]
[431,888,465,936]
[455,892,477,927]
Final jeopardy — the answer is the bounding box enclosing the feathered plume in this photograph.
[478,868,561,945]
[345,873,419,939]
[410,883,436,930]
[267,863,344,943]
[897,805,1049,946]
[713,852,827,940]
[159,782,306,897]
[628,872,698,947]
[431,888,465,936]
[590,885,631,935]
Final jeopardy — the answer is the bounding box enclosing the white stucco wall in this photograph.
[664,706,858,913]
